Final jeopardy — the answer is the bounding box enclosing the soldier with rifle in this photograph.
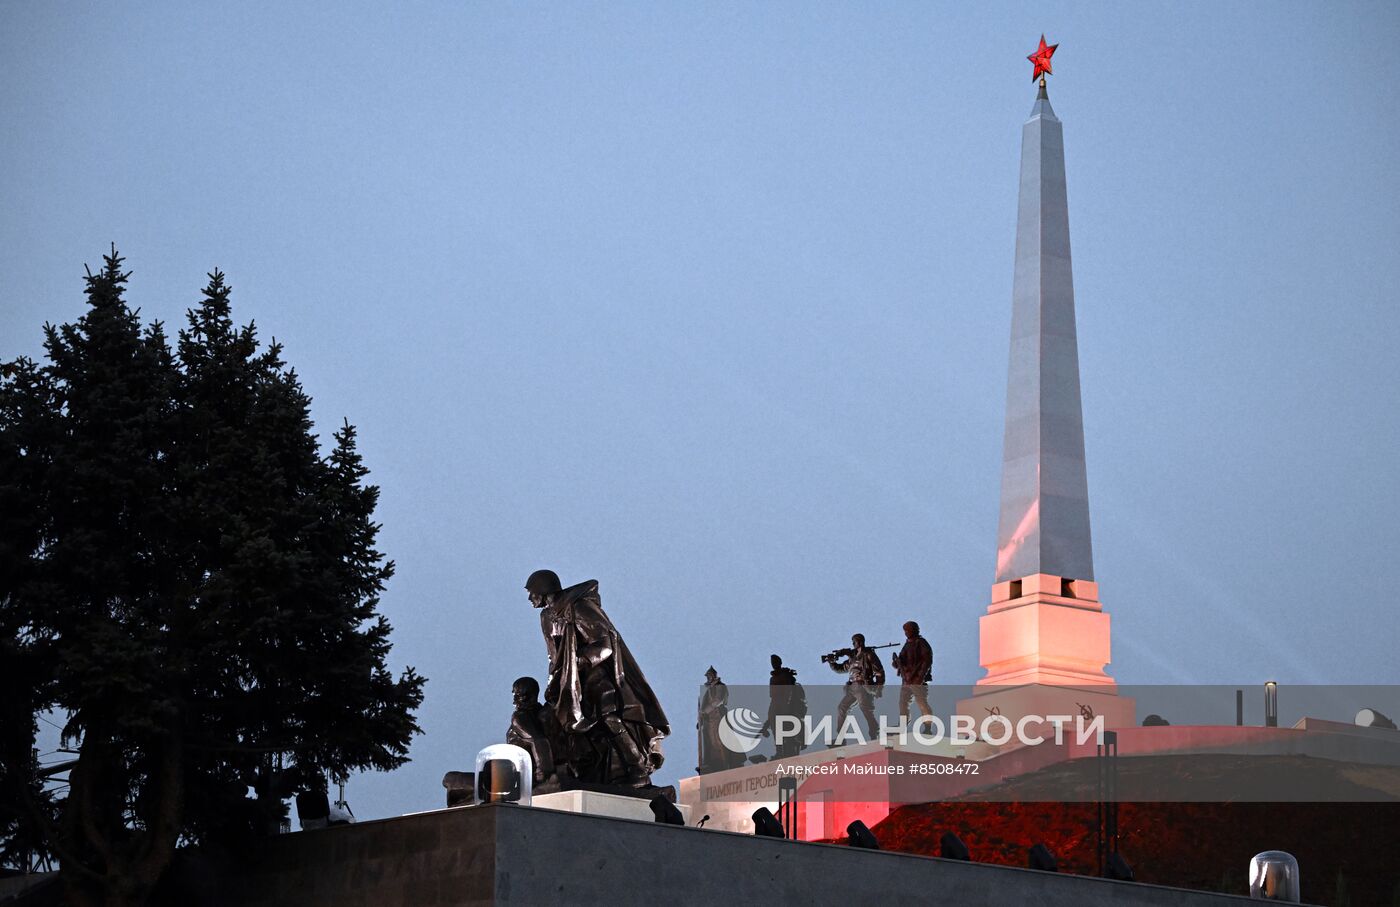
[823,634,887,742]
[890,620,933,721]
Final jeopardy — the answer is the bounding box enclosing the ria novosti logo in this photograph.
[719,710,1108,753]
[718,707,765,754]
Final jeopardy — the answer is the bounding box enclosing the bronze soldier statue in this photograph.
[826,633,885,741]
[696,666,732,774]
[505,676,559,789]
[526,569,669,786]
[891,621,933,721]
[761,654,807,759]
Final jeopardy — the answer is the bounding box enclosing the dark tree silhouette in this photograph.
[0,248,425,906]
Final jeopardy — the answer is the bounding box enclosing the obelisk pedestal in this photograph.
[959,573,1134,732]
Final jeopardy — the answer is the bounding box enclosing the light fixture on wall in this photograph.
[1355,708,1397,730]
[1249,850,1300,901]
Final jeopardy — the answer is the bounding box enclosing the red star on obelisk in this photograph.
[1027,34,1058,82]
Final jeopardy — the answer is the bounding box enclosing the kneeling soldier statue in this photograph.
[506,676,559,790]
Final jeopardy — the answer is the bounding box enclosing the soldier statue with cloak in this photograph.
[526,570,670,787]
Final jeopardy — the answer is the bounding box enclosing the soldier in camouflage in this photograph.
[827,633,885,741]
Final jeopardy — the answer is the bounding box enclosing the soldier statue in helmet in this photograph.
[525,569,670,786]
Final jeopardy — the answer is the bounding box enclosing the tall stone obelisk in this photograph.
[963,44,1132,730]
[994,80,1092,589]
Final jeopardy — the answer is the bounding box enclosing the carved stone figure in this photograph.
[827,633,885,741]
[526,569,670,786]
[762,654,807,759]
[696,666,733,774]
[505,676,559,789]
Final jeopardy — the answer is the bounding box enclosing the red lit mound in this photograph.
[871,754,1400,905]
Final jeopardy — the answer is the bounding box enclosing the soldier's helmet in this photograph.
[525,569,562,597]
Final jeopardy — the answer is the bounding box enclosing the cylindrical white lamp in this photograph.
[475,743,534,805]
[1249,850,1299,901]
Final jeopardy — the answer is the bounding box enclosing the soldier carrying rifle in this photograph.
[824,634,887,742]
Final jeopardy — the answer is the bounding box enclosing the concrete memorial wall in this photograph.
[213,802,1300,906]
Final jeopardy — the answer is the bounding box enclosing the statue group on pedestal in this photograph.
[508,569,670,790]
[694,654,810,774]
[501,566,938,787]
[819,623,935,741]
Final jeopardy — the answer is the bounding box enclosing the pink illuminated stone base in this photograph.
[977,573,1114,688]
[964,573,1134,730]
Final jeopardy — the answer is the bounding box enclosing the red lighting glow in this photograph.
[995,497,1038,580]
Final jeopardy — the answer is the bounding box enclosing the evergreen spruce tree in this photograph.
[0,357,61,874]
[0,250,425,906]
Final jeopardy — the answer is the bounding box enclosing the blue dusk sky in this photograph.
[3,3,1398,818]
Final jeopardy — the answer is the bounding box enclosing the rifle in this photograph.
[820,642,899,664]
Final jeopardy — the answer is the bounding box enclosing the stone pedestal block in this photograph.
[977,575,1115,688]
[969,573,1133,733]
[533,788,691,824]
